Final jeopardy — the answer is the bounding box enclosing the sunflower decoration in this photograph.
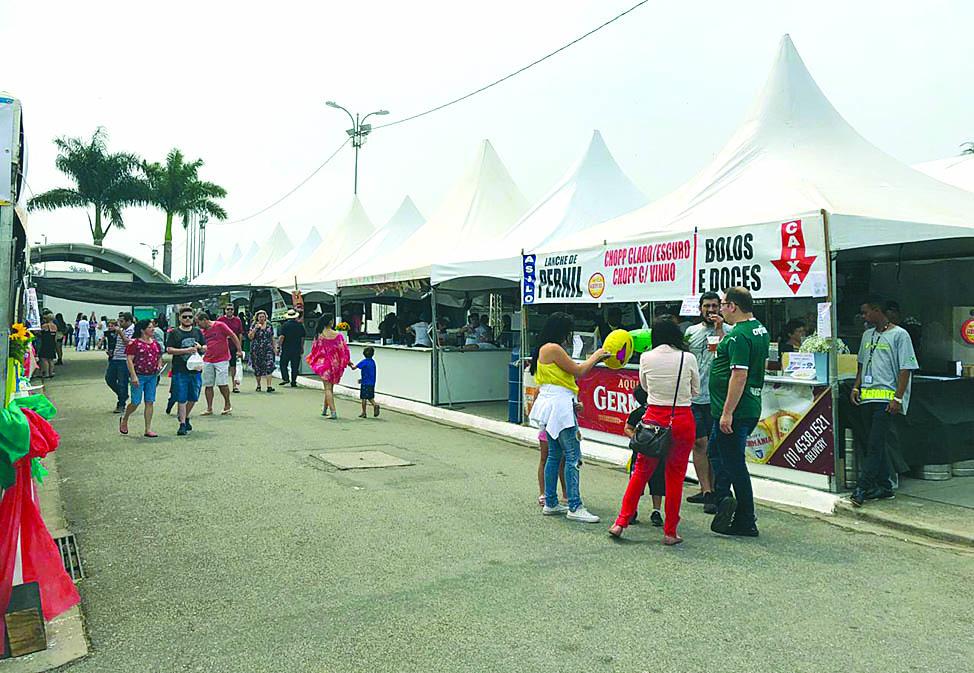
[336,321,351,331]
[9,322,35,362]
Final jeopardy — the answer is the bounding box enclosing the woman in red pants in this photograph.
[610,319,699,545]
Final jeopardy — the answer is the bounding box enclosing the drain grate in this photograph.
[53,533,84,581]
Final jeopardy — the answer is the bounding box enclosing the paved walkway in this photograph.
[43,352,974,672]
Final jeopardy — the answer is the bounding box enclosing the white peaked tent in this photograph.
[432,130,646,289]
[210,241,259,285]
[315,196,426,292]
[229,224,293,284]
[254,226,322,287]
[542,35,974,255]
[913,155,974,193]
[284,196,376,292]
[338,140,528,289]
[205,253,227,280]
[195,243,242,285]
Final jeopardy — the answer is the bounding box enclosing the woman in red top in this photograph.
[306,315,350,419]
[121,319,163,437]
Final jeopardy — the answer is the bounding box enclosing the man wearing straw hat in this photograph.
[278,308,306,388]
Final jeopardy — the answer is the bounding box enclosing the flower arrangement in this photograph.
[8,323,35,362]
[799,333,850,354]
[335,321,351,331]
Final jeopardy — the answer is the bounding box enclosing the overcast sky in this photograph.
[4,0,972,277]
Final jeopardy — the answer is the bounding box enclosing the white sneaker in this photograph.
[542,504,569,516]
[567,507,600,523]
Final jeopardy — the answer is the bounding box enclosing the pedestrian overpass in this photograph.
[29,242,171,283]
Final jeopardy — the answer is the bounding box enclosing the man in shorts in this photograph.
[165,307,206,436]
[684,292,724,514]
[195,310,241,417]
[218,304,244,393]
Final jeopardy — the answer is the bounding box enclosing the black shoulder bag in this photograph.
[629,352,685,459]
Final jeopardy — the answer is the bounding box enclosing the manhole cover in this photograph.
[317,450,413,470]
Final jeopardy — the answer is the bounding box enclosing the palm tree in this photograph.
[27,127,145,246]
[144,149,227,277]
[962,141,974,155]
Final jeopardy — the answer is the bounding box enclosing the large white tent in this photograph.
[432,130,646,289]
[227,223,293,285]
[913,155,974,193]
[313,195,426,293]
[205,253,227,281]
[282,196,376,292]
[337,140,528,289]
[254,226,322,288]
[195,242,243,285]
[541,35,974,256]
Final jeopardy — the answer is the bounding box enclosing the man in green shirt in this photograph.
[708,286,769,537]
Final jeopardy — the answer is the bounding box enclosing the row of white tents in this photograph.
[196,35,974,296]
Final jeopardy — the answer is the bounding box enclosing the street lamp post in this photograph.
[199,216,207,276]
[325,101,389,195]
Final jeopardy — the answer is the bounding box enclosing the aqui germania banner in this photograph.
[522,213,828,304]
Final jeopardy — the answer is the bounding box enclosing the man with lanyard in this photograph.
[849,297,918,507]
[218,304,244,394]
[708,287,769,538]
[684,292,724,514]
[277,309,306,388]
[108,312,136,413]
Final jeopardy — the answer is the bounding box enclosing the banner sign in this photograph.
[575,366,640,435]
[23,288,40,331]
[523,213,827,304]
[522,234,695,305]
[746,383,834,475]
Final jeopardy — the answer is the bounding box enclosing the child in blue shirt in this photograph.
[349,346,379,418]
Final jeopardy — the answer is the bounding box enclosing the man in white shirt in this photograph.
[683,292,724,513]
[408,316,432,348]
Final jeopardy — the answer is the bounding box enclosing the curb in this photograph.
[833,500,974,548]
[288,373,841,516]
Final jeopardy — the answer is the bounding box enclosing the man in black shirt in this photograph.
[277,309,306,388]
[165,306,207,436]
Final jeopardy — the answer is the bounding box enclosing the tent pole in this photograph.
[431,286,439,406]
[822,208,842,493]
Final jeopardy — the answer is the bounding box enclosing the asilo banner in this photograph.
[522,233,694,305]
[746,382,834,475]
[694,213,828,298]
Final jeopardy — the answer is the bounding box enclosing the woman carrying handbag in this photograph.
[609,319,700,545]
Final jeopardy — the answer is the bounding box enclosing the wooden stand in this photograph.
[2,582,47,659]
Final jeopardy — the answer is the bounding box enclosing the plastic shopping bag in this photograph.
[186,352,204,372]
[234,364,243,386]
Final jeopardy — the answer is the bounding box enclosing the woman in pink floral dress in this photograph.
[306,315,350,419]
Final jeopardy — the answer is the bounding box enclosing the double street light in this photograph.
[325,101,389,195]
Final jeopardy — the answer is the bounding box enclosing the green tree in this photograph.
[144,149,227,278]
[27,127,145,246]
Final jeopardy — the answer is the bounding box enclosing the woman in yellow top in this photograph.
[529,312,608,523]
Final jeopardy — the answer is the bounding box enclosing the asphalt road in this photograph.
[45,352,974,672]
